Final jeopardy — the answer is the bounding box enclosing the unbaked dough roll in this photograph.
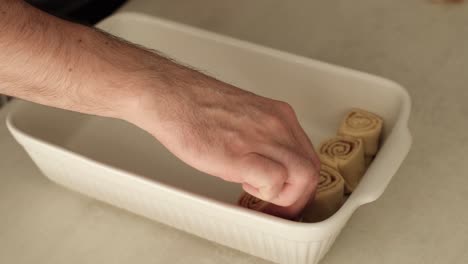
[338,108,383,156]
[302,164,345,222]
[238,192,305,220]
[318,153,339,170]
[238,192,269,211]
[319,136,365,193]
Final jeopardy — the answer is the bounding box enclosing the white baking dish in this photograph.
[6,12,411,264]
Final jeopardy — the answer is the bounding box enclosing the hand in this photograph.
[125,66,320,211]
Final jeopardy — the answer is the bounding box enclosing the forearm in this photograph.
[0,0,183,120]
[0,2,320,215]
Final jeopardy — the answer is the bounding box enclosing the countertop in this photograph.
[2,0,468,263]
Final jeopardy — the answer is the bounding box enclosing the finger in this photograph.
[237,152,288,201]
[293,126,321,169]
[289,116,321,170]
[258,144,319,207]
[241,183,258,196]
[263,177,317,219]
[242,179,316,220]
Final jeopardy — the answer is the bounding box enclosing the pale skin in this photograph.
[0,0,320,219]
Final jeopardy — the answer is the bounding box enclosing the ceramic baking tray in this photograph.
[7,12,411,264]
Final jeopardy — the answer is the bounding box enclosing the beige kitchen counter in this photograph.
[2,1,468,263]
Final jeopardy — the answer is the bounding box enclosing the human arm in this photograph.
[0,0,320,217]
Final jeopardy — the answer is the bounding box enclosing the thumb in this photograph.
[237,153,288,201]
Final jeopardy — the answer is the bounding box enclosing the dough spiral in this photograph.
[319,136,365,193]
[303,164,345,222]
[338,108,383,156]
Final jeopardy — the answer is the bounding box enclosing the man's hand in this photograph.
[0,0,320,215]
[125,65,320,209]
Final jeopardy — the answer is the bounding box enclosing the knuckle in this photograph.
[225,130,248,154]
[276,101,296,116]
[264,114,287,132]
